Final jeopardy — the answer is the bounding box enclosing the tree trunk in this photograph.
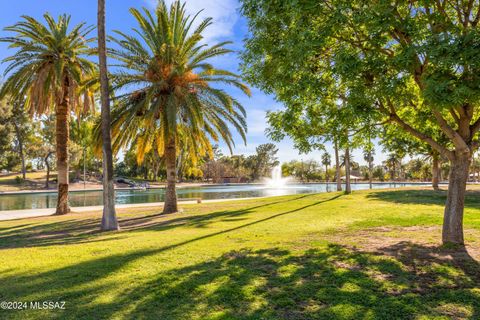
[432,152,440,191]
[45,152,52,189]
[334,139,342,191]
[368,154,373,189]
[54,78,71,215]
[345,146,351,194]
[163,136,178,214]
[83,146,87,189]
[98,0,119,231]
[13,122,26,180]
[442,152,471,245]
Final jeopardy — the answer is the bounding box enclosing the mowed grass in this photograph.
[0,188,480,319]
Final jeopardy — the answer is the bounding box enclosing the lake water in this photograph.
[0,182,433,211]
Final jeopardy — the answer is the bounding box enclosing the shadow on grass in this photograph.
[1,241,478,319]
[366,189,480,207]
[0,193,326,249]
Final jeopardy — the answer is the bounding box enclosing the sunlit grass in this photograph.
[0,188,479,319]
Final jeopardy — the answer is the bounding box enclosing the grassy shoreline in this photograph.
[0,188,479,319]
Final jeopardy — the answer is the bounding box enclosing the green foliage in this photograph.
[282,159,324,182]
[107,1,249,166]
[0,14,96,115]
[240,0,480,163]
[0,98,19,170]
[372,166,386,181]
[247,143,279,180]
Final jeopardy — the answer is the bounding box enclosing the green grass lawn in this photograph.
[0,188,480,319]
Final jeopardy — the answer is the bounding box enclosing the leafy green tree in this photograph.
[0,14,96,214]
[372,165,386,182]
[380,112,448,190]
[240,0,480,244]
[0,98,20,172]
[108,1,249,213]
[70,115,100,182]
[247,143,279,181]
[0,98,34,179]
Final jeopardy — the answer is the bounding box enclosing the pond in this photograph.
[0,182,435,211]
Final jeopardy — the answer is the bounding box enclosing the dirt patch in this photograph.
[328,226,480,261]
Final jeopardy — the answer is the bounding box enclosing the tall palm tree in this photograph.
[363,148,375,189]
[0,14,96,215]
[109,1,250,214]
[321,152,331,182]
[384,153,402,182]
[98,0,119,230]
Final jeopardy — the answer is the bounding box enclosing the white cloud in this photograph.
[144,0,239,43]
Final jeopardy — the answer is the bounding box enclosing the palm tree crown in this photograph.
[109,1,250,154]
[0,14,96,115]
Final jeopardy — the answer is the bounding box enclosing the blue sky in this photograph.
[0,0,387,165]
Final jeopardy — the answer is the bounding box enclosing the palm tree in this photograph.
[0,14,96,214]
[98,0,119,230]
[384,153,402,182]
[321,152,331,182]
[363,148,375,189]
[108,1,250,214]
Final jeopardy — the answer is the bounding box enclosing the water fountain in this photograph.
[265,165,289,188]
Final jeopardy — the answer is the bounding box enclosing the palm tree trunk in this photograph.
[55,79,71,215]
[163,136,178,214]
[98,0,119,231]
[334,139,342,191]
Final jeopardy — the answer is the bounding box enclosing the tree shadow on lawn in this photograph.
[366,189,480,208]
[0,193,326,249]
[1,241,478,320]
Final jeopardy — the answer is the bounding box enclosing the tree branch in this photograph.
[470,116,480,135]
[377,100,454,161]
[432,109,470,152]
[450,109,460,124]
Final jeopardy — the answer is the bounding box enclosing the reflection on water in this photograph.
[0,183,432,211]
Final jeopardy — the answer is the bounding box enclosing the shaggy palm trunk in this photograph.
[163,136,178,214]
[55,79,71,215]
[442,152,471,245]
[432,153,440,191]
[334,139,342,192]
[345,147,351,194]
[98,0,119,231]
